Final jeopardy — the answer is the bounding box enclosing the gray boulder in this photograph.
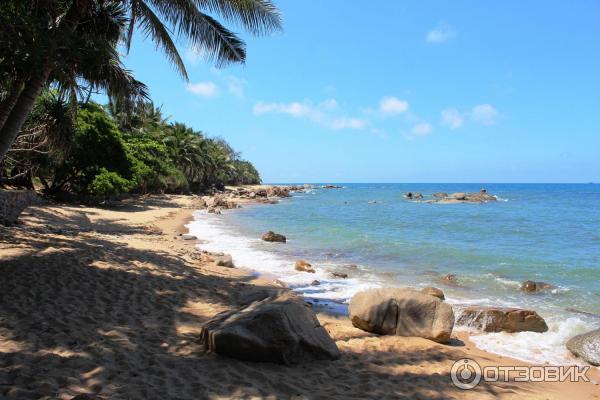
[348,288,454,343]
[567,329,600,366]
[200,292,340,364]
[456,307,548,333]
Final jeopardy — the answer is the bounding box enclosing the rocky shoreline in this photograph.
[190,184,598,368]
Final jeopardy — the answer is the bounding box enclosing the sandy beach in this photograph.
[1,192,599,399]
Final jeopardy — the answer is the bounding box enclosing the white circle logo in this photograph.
[451,358,482,390]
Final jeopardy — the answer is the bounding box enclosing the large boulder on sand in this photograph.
[566,329,600,366]
[456,307,548,333]
[348,288,455,343]
[200,292,341,364]
[262,231,286,243]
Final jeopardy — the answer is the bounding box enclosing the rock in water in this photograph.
[295,260,315,273]
[520,280,556,293]
[262,231,286,243]
[456,307,548,333]
[348,288,454,343]
[331,272,348,279]
[567,329,600,366]
[421,286,445,300]
[433,192,448,199]
[200,292,340,364]
[450,192,467,200]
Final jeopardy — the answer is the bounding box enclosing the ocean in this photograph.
[187,183,600,365]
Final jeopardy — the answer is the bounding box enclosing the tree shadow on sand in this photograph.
[1,222,530,400]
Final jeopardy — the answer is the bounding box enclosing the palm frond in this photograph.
[136,1,188,79]
[146,0,246,66]
[194,0,282,35]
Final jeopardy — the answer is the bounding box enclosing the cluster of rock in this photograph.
[405,189,497,204]
[201,194,241,214]
[200,185,308,214]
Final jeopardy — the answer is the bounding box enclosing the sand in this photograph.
[1,193,599,399]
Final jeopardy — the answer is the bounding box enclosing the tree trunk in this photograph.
[0,68,51,162]
[0,78,25,132]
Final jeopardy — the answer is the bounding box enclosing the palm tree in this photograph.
[0,0,282,161]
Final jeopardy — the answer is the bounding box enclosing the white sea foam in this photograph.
[468,316,593,365]
[186,210,383,311]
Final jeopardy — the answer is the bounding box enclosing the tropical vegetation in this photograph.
[0,0,279,195]
[1,92,261,196]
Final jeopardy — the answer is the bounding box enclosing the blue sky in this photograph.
[121,0,600,183]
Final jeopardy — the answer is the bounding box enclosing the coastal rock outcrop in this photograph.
[295,260,315,273]
[456,307,548,333]
[200,292,341,364]
[566,329,600,366]
[407,189,497,204]
[348,288,455,343]
[520,280,556,293]
[421,287,445,300]
[262,231,286,243]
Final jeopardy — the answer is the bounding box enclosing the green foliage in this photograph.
[90,168,131,196]
[1,96,261,195]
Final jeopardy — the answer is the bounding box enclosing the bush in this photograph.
[90,168,131,196]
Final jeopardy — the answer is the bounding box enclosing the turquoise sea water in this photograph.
[188,183,600,364]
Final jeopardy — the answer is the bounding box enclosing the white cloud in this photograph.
[330,117,367,130]
[253,101,318,119]
[226,76,246,98]
[441,108,464,129]
[426,23,456,43]
[253,99,366,131]
[319,98,338,110]
[411,123,433,136]
[470,104,499,125]
[186,81,218,97]
[379,96,409,115]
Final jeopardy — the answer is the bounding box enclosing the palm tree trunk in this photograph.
[0,67,52,161]
[0,78,25,132]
